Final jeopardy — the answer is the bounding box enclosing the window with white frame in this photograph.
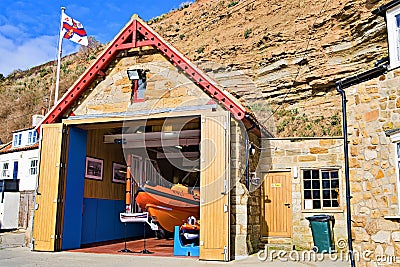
[390,132,400,213]
[302,169,340,210]
[28,130,38,145]
[1,162,10,178]
[13,133,22,147]
[386,5,400,69]
[29,159,38,175]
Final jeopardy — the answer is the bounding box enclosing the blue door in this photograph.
[13,161,18,180]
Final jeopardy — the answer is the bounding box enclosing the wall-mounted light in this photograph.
[250,172,261,186]
[293,166,298,179]
[127,69,140,80]
[249,143,256,156]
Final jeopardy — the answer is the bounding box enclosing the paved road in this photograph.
[0,247,352,267]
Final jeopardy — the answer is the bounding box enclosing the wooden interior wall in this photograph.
[84,129,125,200]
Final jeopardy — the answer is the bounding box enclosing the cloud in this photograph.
[0,24,27,41]
[0,32,78,76]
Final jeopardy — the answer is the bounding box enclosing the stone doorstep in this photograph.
[259,237,293,251]
[262,237,292,244]
[264,243,293,252]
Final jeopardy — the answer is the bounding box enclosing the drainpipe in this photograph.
[335,83,355,267]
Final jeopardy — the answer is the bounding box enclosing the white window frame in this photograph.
[28,130,38,145]
[391,132,400,213]
[1,162,10,178]
[13,133,22,147]
[386,5,400,69]
[29,159,39,176]
[301,168,341,211]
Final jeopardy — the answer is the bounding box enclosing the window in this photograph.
[389,132,400,212]
[302,169,340,210]
[13,133,22,147]
[30,159,38,175]
[28,130,38,144]
[386,5,400,68]
[1,162,9,178]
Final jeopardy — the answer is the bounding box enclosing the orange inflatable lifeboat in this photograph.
[135,183,200,233]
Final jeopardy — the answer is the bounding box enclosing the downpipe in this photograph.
[336,83,356,267]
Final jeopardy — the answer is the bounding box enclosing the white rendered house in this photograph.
[0,122,40,230]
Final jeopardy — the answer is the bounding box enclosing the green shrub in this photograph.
[196,46,205,53]
[228,1,238,7]
[244,28,252,39]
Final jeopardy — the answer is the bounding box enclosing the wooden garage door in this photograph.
[200,112,230,261]
[33,124,65,251]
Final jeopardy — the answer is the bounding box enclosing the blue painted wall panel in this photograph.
[96,199,115,242]
[81,198,143,245]
[62,127,87,250]
[114,200,125,238]
[81,198,98,244]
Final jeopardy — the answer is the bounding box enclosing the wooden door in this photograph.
[200,112,230,261]
[33,124,65,251]
[261,172,292,237]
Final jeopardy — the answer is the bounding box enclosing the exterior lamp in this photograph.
[127,69,140,80]
[127,69,146,103]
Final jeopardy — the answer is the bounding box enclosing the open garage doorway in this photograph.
[64,115,201,255]
[34,111,231,260]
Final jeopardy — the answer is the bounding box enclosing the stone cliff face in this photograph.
[151,0,388,136]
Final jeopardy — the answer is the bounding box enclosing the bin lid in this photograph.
[305,214,334,222]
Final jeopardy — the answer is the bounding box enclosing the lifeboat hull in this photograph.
[135,184,199,233]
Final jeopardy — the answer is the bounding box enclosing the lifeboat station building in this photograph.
[32,15,269,261]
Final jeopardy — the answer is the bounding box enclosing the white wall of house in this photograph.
[0,148,39,191]
[1,128,39,191]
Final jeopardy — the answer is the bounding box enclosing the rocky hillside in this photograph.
[0,0,388,141]
[151,0,387,136]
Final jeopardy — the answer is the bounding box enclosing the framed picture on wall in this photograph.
[112,162,126,183]
[85,157,103,180]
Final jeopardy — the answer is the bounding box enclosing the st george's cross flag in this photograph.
[61,12,88,46]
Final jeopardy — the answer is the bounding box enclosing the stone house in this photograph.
[327,0,400,265]
[28,13,355,262]
[31,15,271,261]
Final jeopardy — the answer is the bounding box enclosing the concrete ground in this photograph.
[0,246,353,267]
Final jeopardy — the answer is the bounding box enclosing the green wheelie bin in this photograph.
[306,214,335,253]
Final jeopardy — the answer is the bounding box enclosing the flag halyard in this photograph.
[61,13,88,46]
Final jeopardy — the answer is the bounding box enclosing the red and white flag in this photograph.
[61,12,88,46]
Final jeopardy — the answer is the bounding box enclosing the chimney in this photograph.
[32,115,44,127]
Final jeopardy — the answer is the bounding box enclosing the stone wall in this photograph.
[346,69,400,266]
[74,48,212,116]
[261,138,347,250]
[18,191,35,246]
[230,117,263,259]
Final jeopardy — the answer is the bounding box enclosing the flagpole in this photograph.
[54,7,66,106]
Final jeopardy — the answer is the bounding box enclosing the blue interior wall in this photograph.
[81,198,143,244]
[62,127,87,250]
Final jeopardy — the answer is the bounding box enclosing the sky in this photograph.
[0,0,192,76]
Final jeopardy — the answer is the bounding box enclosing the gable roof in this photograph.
[38,15,264,134]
